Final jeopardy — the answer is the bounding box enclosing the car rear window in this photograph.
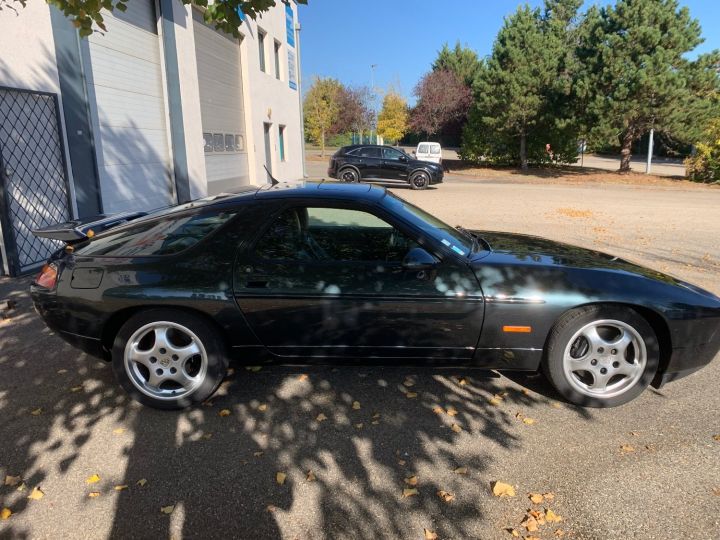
[418,144,429,153]
[430,144,441,154]
[76,211,237,257]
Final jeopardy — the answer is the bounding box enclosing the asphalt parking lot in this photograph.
[1,174,719,539]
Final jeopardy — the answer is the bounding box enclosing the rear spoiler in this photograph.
[32,211,147,244]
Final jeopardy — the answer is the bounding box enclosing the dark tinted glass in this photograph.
[383,147,404,160]
[358,147,381,158]
[78,211,237,257]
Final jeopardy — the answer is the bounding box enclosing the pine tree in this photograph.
[577,0,712,172]
[432,42,485,88]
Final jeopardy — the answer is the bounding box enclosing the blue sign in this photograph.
[236,5,245,21]
[285,3,295,47]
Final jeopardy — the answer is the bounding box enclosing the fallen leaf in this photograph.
[160,505,175,514]
[352,401,361,410]
[136,478,147,487]
[521,515,539,532]
[112,428,125,435]
[712,487,720,496]
[86,474,100,484]
[629,431,640,436]
[372,413,381,419]
[30,408,42,416]
[258,403,267,412]
[437,489,455,502]
[16,483,26,492]
[306,470,316,482]
[550,402,562,409]
[543,491,555,501]
[451,423,462,433]
[226,368,235,376]
[554,529,566,537]
[57,369,68,374]
[316,413,327,422]
[401,487,418,498]
[397,459,406,466]
[498,391,509,398]
[355,423,364,429]
[406,392,418,399]
[276,472,286,485]
[506,528,520,537]
[713,434,720,441]
[403,379,415,387]
[266,504,277,513]
[546,509,563,523]
[432,406,445,414]
[28,487,44,500]
[529,493,544,504]
[245,366,262,372]
[219,409,231,417]
[453,467,468,475]
[620,444,635,453]
[70,386,83,393]
[114,485,129,491]
[522,417,536,425]
[529,509,544,522]
[371,420,380,425]
[4,475,21,487]
[488,397,502,407]
[297,373,309,381]
[201,433,213,440]
[458,377,468,385]
[526,537,541,540]
[1,508,11,520]
[404,475,418,486]
[88,492,100,498]
[446,406,458,417]
[491,481,516,497]
[253,451,264,457]
[423,529,438,540]
[202,400,214,407]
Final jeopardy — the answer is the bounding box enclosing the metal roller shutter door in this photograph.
[83,0,174,213]
[193,9,249,194]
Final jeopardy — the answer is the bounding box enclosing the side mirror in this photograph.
[402,247,438,270]
[399,155,408,162]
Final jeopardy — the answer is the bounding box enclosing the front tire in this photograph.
[410,171,430,190]
[112,309,228,410]
[543,305,659,407]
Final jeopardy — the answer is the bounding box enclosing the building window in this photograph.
[274,40,281,80]
[203,133,213,153]
[278,125,286,161]
[258,29,266,72]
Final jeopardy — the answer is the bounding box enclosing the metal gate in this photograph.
[0,87,72,276]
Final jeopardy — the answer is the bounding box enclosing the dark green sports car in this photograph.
[31,182,720,410]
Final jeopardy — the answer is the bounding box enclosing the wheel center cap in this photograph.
[159,357,170,367]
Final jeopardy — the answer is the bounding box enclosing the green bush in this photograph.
[685,120,720,183]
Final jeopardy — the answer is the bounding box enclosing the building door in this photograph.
[263,123,273,181]
[193,9,249,194]
[0,88,71,276]
[82,0,174,213]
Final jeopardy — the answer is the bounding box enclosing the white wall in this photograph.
[239,1,304,184]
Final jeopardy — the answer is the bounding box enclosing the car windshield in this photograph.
[383,192,472,256]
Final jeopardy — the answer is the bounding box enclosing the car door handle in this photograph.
[247,280,269,288]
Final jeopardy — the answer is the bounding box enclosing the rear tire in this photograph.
[339,167,360,183]
[410,171,429,190]
[112,309,228,410]
[542,305,659,407]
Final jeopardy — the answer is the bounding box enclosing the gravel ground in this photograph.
[1,173,719,539]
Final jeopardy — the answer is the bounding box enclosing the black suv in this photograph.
[327,145,443,189]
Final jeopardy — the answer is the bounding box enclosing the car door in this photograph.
[353,146,383,179]
[233,202,484,361]
[382,147,410,181]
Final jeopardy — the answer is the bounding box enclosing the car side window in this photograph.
[383,147,404,161]
[358,147,381,158]
[254,206,417,262]
[418,144,429,154]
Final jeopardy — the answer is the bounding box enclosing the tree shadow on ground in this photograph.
[0,276,594,539]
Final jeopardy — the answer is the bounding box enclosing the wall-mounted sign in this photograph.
[288,49,297,90]
[285,3,295,47]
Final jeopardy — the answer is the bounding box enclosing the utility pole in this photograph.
[645,128,654,175]
[295,21,307,178]
[370,64,377,143]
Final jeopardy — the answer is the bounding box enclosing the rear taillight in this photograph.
[35,263,58,289]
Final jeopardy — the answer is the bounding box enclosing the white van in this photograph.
[415,142,442,164]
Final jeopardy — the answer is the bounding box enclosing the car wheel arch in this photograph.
[101,305,231,361]
[541,301,672,377]
[338,165,361,179]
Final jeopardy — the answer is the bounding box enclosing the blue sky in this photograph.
[297,0,720,103]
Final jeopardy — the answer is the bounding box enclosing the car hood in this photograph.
[471,230,680,284]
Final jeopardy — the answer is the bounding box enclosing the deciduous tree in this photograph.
[409,69,472,139]
[304,77,342,157]
[377,91,408,145]
[334,85,374,137]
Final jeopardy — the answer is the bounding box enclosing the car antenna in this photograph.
[264,165,280,186]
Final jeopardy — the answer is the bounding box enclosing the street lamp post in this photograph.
[370,64,377,143]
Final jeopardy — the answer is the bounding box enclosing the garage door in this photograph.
[83,0,174,213]
[193,9,250,194]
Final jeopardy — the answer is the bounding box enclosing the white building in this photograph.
[0,0,305,276]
